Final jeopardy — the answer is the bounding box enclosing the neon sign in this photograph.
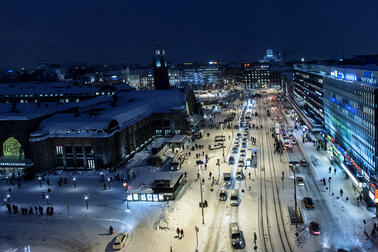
[361,72,377,84]
[330,70,357,82]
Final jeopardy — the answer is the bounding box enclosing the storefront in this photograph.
[0,158,34,178]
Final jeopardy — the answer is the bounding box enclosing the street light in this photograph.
[107,177,111,189]
[6,194,10,203]
[73,177,76,189]
[84,196,88,209]
[38,176,42,188]
[5,176,9,186]
[45,195,49,205]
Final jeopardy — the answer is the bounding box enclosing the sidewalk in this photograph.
[284,111,378,251]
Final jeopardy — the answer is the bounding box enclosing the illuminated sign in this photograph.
[375,189,378,203]
[133,193,139,201]
[153,194,158,202]
[361,72,377,84]
[330,70,357,82]
[209,61,218,65]
[330,97,358,115]
[126,194,133,201]
[147,194,153,201]
[158,194,164,201]
[140,193,147,201]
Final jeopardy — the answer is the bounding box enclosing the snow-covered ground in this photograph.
[1,93,377,252]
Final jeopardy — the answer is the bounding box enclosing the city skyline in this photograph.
[1,0,378,68]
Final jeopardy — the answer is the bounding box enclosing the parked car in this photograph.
[240,149,246,156]
[219,189,227,201]
[113,232,128,250]
[303,197,314,208]
[309,222,320,235]
[296,176,304,186]
[232,148,238,154]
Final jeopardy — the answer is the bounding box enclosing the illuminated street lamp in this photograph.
[45,195,49,205]
[38,176,42,188]
[73,177,76,189]
[107,177,111,189]
[84,196,88,209]
[5,176,9,186]
[6,194,11,203]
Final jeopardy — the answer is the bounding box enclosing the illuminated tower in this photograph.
[153,44,170,89]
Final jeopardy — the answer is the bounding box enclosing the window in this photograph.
[56,146,63,155]
[75,146,83,154]
[85,146,94,154]
[175,129,181,135]
[88,159,95,168]
[156,129,163,136]
[65,146,73,154]
[164,129,171,135]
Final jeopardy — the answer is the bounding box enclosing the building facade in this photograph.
[153,44,170,89]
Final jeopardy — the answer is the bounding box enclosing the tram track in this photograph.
[257,95,293,252]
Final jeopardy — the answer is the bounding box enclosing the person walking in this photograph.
[334,168,336,175]
[340,188,343,198]
[176,227,180,238]
[180,228,184,238]
[329,167,332,173]
[109,225,114,235]
[209,172,212,180]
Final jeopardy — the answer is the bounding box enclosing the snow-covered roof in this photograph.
[31,88,189,139]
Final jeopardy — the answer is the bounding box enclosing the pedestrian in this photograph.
[249,172,251,179]
[340,188,343,198]
[109,225,114,235]
[209,172,212,179]
[50,206,54,216]
[357,197,360,206]
[47,179,50,186]
[104,183,107,190]
[180,228,184,238]
[46,207,50,216]
[197,173,200,180]
[329,167,331,173]
[34,206,38,213]
[29,207,33,215]
[184,172,187,177]
[371,224,376,237]
[202,178,205,184]
[8,187,11,192]
[359,194,363,202]
[176,227,180,238]
[334,168,336,175]
[6,203,11,214]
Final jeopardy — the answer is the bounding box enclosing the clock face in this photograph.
[155,49,161,55]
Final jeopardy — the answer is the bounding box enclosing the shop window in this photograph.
[164,129,171,135]
[156,129,162,136]
[175,129,181,135]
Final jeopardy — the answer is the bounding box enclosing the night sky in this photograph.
[1,0,378,68]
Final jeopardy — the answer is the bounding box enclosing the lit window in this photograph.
[88,159,95,168]
[56,146,63,155]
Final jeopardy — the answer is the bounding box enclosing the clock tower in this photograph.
[153,44,170,89]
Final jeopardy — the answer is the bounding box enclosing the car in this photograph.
[309,221,320,235]
[240,149,246,156]
[113,232,128,250]
[296,176,304,186]
[291,139,297,145]
[242,142,247,148]
[229,156,235,164]
[303,197,314,208]
[230,223,245,249]
[238,160,244,167]
[232,148,238,154]
[219,189,227,201]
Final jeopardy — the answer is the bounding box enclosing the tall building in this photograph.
[284,58,378,205]
[153,44,170,89]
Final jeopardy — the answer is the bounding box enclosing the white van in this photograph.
[230,189,239,206]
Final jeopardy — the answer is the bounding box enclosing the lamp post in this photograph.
[107,177,111,189]
[84,196,88,210]
[6,176,9,187]
[73,177,76,189]
[6,194,10,203]
[45,195,49,205]
[38,176,42,188]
